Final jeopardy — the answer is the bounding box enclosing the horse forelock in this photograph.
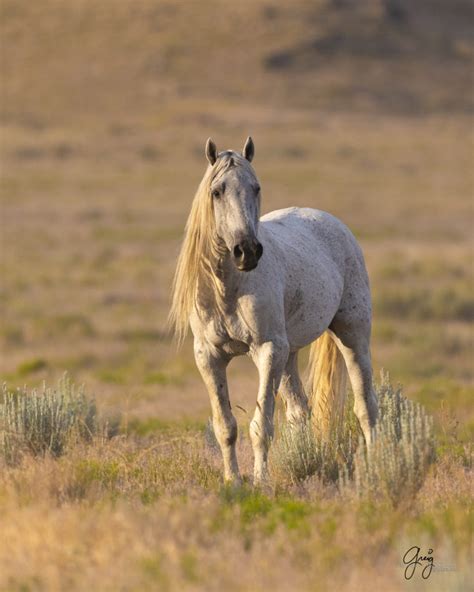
[211,151,257,188]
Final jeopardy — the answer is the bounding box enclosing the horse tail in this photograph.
[307,331,348,436]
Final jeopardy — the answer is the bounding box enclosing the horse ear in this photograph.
[242,136,254,162]
[205,138,218,165]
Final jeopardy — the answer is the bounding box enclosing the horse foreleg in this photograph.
[194,340,241,484]
[250,339,289,484]
[279,351,309,425]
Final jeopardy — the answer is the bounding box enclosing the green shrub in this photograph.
[271,372,435,505]
[343,371,436,506]
[0,374,101,464]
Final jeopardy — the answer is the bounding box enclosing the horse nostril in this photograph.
[233,245,243,259]
[255,242,263,260]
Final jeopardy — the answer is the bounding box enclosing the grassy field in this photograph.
[1,1,473,590]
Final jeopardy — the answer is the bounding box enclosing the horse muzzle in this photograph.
[233,239,263,272]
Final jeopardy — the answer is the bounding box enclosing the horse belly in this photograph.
[284,260,343,351]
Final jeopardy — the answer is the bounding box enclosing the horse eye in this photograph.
[212,189,220,199]
[255,185,261,194]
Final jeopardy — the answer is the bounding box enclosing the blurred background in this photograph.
[1,0,473,437]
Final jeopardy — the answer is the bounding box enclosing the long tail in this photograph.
[307,332,348,436]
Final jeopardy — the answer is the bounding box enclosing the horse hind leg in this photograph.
[329,315,378,444]
[278,351,309,425]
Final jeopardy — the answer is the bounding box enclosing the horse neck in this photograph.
[197,239,240,318]
[218,251,241,295]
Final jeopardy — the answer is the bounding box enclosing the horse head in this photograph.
[205,137,263,272]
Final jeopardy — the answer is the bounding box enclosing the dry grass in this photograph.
[0,0,472,589]
[0,393,471,591]
[0,376,471,591]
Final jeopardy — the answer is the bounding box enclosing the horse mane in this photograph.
[168,151,249,344]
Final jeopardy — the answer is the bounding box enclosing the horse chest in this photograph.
[201,314,251,356]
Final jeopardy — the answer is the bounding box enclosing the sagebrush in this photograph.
[346,371,436,505]
[271,372,435,505]
[270,400,359,485]
[0,374,102,464]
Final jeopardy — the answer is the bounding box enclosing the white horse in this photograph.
[169,137,378,484]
